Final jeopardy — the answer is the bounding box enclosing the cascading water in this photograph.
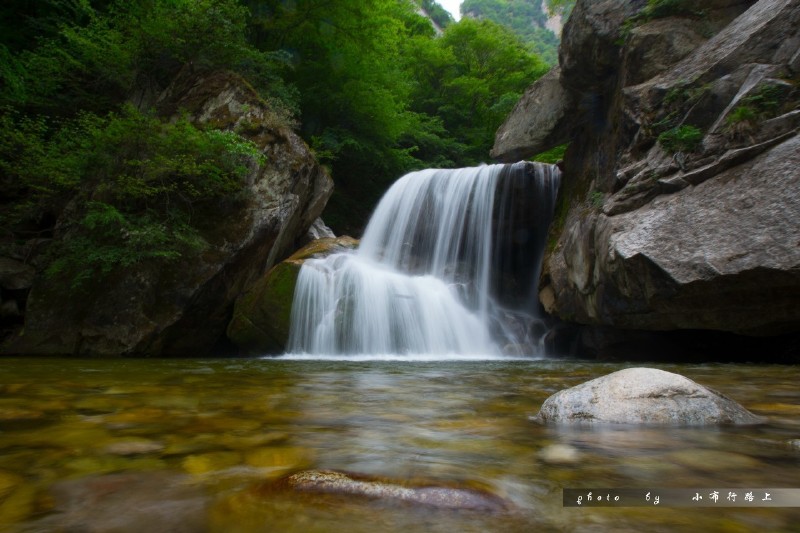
[287,162,560,358]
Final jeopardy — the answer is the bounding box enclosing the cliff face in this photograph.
[3,71,333,356]
[493,0,800,351]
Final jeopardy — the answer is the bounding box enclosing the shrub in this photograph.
[739,84,790,117]
[726,105,757,126]
[641,0,703,19]
[657,124,703,153]
[532,144,568,164]
[621,0,705,40]
[589,191,605,209]
[724,83,793,138]
[1,105,263,287]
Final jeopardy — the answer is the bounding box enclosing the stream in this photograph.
[1,357,798,531]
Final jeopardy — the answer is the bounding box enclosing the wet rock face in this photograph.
[493,0,800,340]
[558,0,644,93]
[532,367,763,425]
[3,70,333,356]
[270,470,508,513]
[491,67,574,162]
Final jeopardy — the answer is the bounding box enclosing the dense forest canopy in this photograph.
[0,0,550,285]
[460,0,575,65]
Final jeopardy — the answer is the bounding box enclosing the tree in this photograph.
[243,0,430,232]
[404,18,548,165]
[460,0,571,65]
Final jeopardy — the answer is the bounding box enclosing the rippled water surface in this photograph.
[1,358,799,532]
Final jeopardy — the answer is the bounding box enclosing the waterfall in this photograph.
[287,162,560,358]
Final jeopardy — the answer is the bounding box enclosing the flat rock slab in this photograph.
[532,367,762,425]
[268,470,508,513]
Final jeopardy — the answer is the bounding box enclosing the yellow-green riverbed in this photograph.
[1,358,799,532]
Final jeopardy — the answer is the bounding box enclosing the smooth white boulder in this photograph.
[532,367,762,425]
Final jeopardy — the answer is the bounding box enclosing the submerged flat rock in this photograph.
[30,471,208,532]
[532,367,763,425]
[271,470,508,512]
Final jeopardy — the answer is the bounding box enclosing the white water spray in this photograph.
[287,162,560,358]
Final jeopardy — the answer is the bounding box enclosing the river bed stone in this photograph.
[268,470,509,512]
[538,443,581,465]
[104,438,166,456]
[532,367,763,425]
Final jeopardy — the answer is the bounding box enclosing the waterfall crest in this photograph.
[288,162,560,357]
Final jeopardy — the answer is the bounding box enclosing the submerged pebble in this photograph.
[182,451,242,475]
[538,444,581,465]
[104,439,165,456]
[244,446,311,471]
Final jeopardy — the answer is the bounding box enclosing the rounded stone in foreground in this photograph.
[271,470,508,512]
[532,367,762,425]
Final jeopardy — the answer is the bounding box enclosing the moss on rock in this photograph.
[227,236,358,355]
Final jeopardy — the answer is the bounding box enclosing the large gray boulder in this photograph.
[550,133,800,335]
[491,67,574,162]
[3,71,333,356]
[532,367,762,425]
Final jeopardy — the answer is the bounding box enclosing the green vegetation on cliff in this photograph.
[1,0,271,288]
[1,0,548,271]
[460,0,575,65]
[416,0,455,29]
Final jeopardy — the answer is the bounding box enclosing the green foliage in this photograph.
[240,0,548,233]
[726,105,758,126]
[0,46,27,104]
[404,18,548,165]
[641,0,704,19]
[0,0,95,53]
[1,0,293,116]
[532,144,568,164]
[648,82,709,135]
[1,105,261,286]
[2,0,553,239]
[246,0,418,179]
[738,83,790,117]
[621,0,705,40]
[6,11,136,112]
[724,83,793,138]
[0,109,83,227]
[657,124,703,153]
[589,191,604,209]
[46,204,204,289]
[545,0,575,17]
[664,84,693,106]
[460,0,565,65]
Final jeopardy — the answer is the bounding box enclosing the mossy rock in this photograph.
[227,236,358,355]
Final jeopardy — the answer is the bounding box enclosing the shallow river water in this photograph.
[1,357,799,532]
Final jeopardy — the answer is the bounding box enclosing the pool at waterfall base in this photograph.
[1,357,799,532]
